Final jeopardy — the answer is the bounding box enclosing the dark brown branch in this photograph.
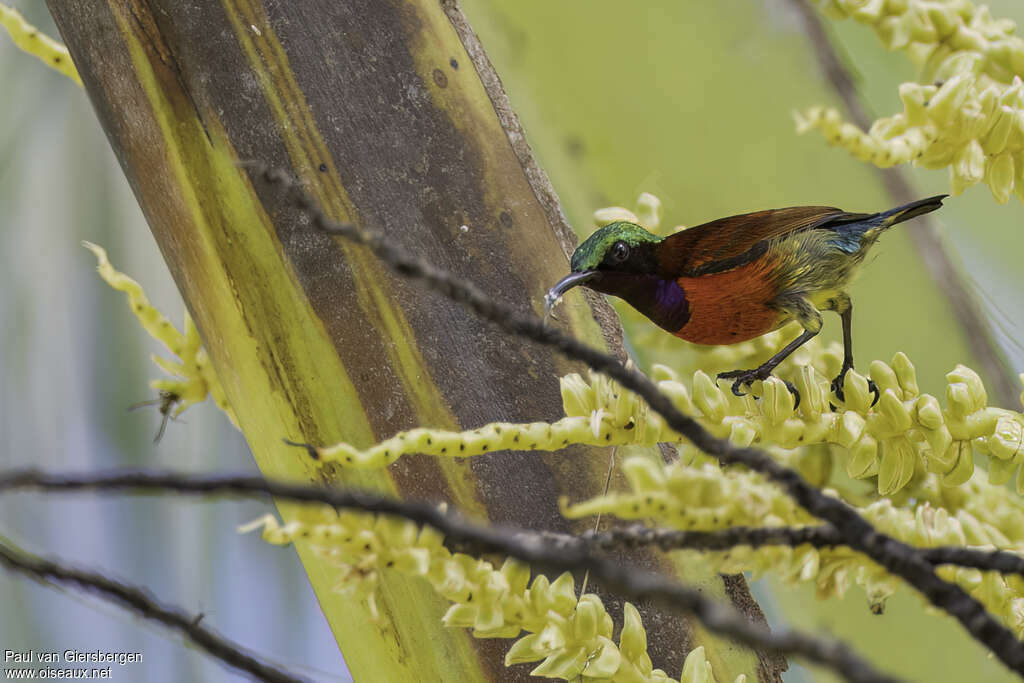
[577,524,847,552]
[0,468,898,683]
[788,0,1020,409]
[4,467,1022,582]
[237,164,1024,675]
[0,534,301,683]
[919,546,1024,576]
[575,525,1024,577]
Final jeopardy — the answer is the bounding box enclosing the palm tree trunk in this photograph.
[47,1,783,680]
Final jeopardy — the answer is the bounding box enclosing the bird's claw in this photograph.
[781,378,801,410]
[730,380,746,398]
[716,368,763,397]
[831,368,880,407]
[716,369,801,409]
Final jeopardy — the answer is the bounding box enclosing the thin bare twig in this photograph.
[575,525,1024,577]
[0,533,302,683]
[5,469,1022,584]
[0,468,899,683]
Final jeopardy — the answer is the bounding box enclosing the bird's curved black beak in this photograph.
[544,271,598,314]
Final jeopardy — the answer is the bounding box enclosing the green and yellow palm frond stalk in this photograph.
[0,2,80,85]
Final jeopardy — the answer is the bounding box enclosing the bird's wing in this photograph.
[659,206,869,276]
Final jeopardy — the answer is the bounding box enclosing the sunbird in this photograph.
[545,196,946,407]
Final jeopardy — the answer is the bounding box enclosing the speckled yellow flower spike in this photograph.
[0,3,81,86]
[563,457,1024,632]
[240,511,680,682]
[801,0,1024,202]
[84,242,236,426]
[308,349,1024,499]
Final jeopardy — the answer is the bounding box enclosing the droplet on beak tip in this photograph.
[543,289,562,315]
[544,271,598,317]
[543,294,563,324]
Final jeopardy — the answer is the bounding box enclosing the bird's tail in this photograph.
[854,194,946,244]
[875,194,947,228]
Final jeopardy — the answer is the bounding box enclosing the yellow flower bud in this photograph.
[923,425,955,468]
[761,377,796,425]
[549,572,578,613]
[692,371,727,424]
[619,603,648,658]
[876,389,915,435]
[988,456,1017,486]
[879,438,918,495]
[869,359,901,397]
[728,420,757,448]
[944,442,976,485]
[660,380,696,415]
[834,410,867,448]
[929,74,975,123]
[952,139,986,194]
[841,370,875,413]
[573,597,601,641]
[916,394,944,429]
[634,192,663,232]
[592,206,638,228]
[848,435,880,479]
[986,416,1024,459]
[680,646,714,683]
[560,373,595,416]
[582,637,621,678]
[622,457,666,494]
[987,152,1016,203]
[982,105,1016,154]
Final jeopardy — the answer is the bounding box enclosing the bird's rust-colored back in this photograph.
[657,206,868,277]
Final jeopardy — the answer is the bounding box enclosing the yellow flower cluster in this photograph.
[84,242,236,426]
[311,351,1024,498]
[0,3,81,85]
[311,415,626,467]
[563,456,1024,629]
[800,0,1024,202]
[592,192,671,237]
[241,511,684,682]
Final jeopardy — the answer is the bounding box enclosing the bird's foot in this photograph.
[830,366,880,407]
[717,368,801,409]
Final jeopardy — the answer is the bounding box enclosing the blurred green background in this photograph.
[2,1,1024,681]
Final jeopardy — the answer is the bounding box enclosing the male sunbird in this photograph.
[545,196,946,407]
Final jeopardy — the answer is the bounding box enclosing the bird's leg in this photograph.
[717,329,816,407]
[717,299,821,409]
[830,295,880,406]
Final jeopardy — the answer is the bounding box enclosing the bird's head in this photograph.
[545,222,663,312]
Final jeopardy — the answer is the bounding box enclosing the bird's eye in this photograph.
[610,241,630,263]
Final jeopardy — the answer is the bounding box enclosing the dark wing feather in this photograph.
[658,206,869,276]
